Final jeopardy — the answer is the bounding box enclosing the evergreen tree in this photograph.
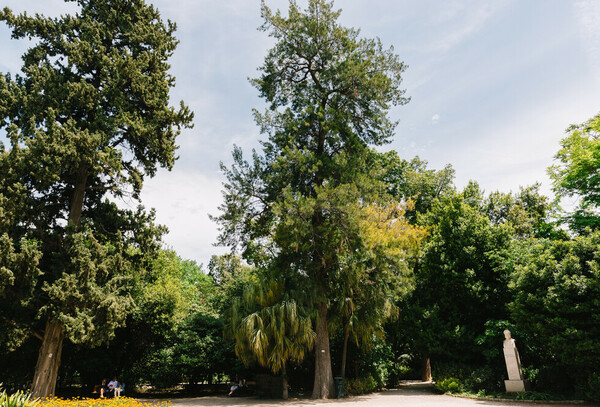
[0,0,192,396]
[215,0,410,398]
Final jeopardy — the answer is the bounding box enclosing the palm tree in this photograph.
[229,280,315,399]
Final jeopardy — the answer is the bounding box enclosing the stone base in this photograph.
[504,379,527,393]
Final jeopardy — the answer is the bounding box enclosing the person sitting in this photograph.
[99,379,109,398]
[228,375,242,397]
[107,377,120,398]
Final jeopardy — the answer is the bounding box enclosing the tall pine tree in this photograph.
[0,0,192,396]
[215,0,410,398]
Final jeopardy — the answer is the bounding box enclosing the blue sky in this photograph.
[1,0,599,266]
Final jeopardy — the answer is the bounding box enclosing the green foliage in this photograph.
[515,391,557,401]
[121,251,235,388]
[228,278,315,375]
[42,227,134,346]
[584,373,600,402]
[343,375,378,395]
[214,0,411,397]
[484,184,561,239]
[346,337,396,388]
[377,152,455,222]
[432,362,501,393]
[0,234,41,351]
[208,254,255,313]
[0,0,192,395]
[474,320,515,376]
[397,189,512,363]
[435,378,463,394]
[0,390,39,407]
[508,233,600,397]
[549,112,600,232]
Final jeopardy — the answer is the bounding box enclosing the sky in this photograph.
[1,0,599,267]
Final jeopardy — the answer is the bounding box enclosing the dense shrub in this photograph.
[584,373,600,402]
[432,362,502,393]
[344,375,378,395]
[435,378,463,393]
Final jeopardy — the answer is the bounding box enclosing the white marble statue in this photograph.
[503,329,527,392]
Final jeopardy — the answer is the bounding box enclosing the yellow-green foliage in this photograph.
[358,201,427,259]
[0,390,39,407]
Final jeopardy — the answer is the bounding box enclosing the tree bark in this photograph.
[340,325,350,379]
[421,357,432,382]
[312,302,334,399]
[31,320,64,397]
[32,164,88,397]
[282,365,289,400]
[68,164,89,227]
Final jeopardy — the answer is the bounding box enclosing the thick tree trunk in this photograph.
[340,325,350,378]
[282,365,289,400]
[31,165,88,397]
[421,357,432,382]
[312,302,334,399]
[31,320,64,397]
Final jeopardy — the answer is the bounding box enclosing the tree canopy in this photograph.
[550,112,600,232]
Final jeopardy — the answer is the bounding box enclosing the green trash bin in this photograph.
[334,376,344,398]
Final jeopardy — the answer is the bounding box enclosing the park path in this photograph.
[144,386,594,407]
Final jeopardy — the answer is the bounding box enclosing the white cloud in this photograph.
[448,91,600,196]
[574,0,600,72]
[1,0,78,15]
[135,168,229,266]
[431,113,440,124]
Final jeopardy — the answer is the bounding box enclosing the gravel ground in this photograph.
[139,385,596,407]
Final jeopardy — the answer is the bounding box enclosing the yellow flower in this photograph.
[38,397,172,407]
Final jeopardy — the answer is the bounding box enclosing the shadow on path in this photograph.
[138,385,595,407]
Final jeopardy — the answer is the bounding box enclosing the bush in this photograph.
[584,372,600,402]
[515,391,556,401]
[432,362,503,394]
[435,378,463,394]
[344,375,378,395]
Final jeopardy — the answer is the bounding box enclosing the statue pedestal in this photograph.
[504,379,527,393]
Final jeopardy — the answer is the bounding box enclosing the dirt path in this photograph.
[141,387,593,407]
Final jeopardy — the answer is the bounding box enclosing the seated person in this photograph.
[99,379,109,398]
[228,375,243,396]
[107,377,120,397]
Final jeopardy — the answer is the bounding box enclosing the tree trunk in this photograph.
[340,325,350,378]
[68,164,89,227]
[31,320,64,397]
[282,365,289,400]
[31,165,88,397]
[421,357,432,382]
[312,302,334,399]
